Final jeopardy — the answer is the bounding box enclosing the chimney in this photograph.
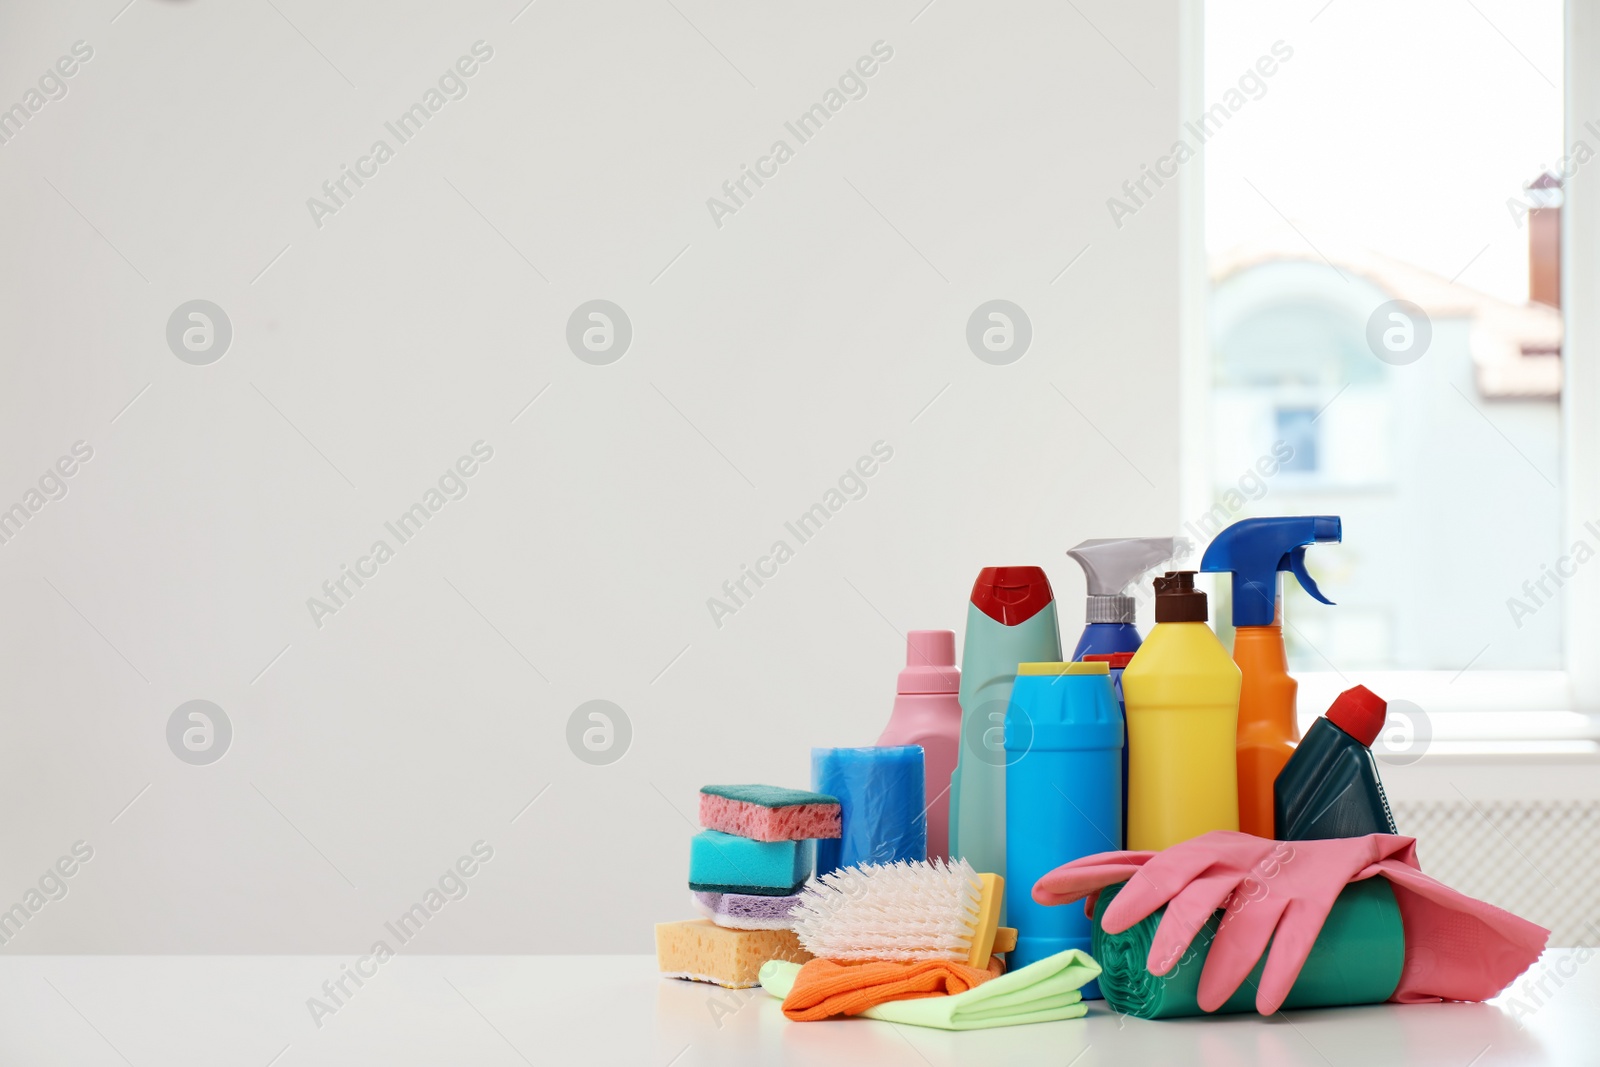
[1528,171,1562,310]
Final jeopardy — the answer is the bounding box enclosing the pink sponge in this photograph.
[699,785,841,842]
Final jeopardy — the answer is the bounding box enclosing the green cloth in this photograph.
[1092,877,1405,1019]
[700,784,838,808]
[759,949,1101,1030]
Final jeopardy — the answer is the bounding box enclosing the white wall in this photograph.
[0,0,1185,952]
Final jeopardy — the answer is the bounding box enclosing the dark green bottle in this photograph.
[1274,685,1398,840]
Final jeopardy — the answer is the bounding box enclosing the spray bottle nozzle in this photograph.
[1066,537,1188,624]
[1199,516,1342,627]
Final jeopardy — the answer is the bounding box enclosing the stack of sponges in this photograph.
[656,785,842,988]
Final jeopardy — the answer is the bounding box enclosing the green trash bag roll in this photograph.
[1091,876,1405,1019]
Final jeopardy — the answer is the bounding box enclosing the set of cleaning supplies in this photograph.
[876,630,962,859]
[1032,830,1549,1016]
[658,784,841,988]
[1003,661,1122,984]
[1275,685,1399,840]
[949,566,1061,888]
[1200,517,1342,837]
[812,746,925,875]
[1121,571,1241,850]
[657,513,1557,1033]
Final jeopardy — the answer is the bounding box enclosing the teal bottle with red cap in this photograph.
[948,567,1061,884]
[1275,685,1399,840]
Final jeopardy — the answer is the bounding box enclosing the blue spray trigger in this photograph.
[1283,546,1334,606]
[1200,516,1341,627]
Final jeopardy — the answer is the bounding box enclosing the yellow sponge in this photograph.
[655,919,812,989]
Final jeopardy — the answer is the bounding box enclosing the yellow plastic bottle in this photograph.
[1122,571,1242,851]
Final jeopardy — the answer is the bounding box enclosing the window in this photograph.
[1201,1,1567,677]
[1273,407,1318,473]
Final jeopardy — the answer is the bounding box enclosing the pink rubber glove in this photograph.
[1365,857,1549,1004]
[1032,831,1549,1014]
[1029,849,1152,918]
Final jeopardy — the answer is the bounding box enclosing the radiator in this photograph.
[1394,799,1600,946]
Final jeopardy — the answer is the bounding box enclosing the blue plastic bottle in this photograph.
[1066,537,1181,660]
[1003,660,1122,996]
[1083,651,1134,848]
[1073,624,1141,660]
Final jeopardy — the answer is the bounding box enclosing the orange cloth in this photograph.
[781,958,996,1021]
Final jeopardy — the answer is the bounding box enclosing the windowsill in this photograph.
[1294,671,1600,756]
[1391,740,1600,761]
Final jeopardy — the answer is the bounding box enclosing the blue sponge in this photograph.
[688,830,814,896]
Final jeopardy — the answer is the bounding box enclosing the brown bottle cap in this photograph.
[1153,571,1209,623]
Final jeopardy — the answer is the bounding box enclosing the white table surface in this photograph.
[0,951,1589,1066]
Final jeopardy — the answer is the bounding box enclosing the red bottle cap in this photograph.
[898,630,960,694]
[970,566,1055,625]
[1083,652,1136,668]
[1325,685,1387,747]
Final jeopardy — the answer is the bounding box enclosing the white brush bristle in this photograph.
[789,858,984,962]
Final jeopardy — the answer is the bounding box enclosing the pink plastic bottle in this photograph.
[877,630,962,859]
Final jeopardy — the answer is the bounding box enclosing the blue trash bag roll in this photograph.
[812,746,926,875]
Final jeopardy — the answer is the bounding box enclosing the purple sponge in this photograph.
[691,890,802,930]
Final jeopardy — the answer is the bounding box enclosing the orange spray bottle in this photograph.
[1199,517,1342,838]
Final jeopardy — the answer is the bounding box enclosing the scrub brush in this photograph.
[788,858,1012,967]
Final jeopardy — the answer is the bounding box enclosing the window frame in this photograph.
[1562,0,1600,715]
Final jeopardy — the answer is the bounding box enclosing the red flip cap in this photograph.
[1325,684,1387,747]
[970,566,1055,625]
